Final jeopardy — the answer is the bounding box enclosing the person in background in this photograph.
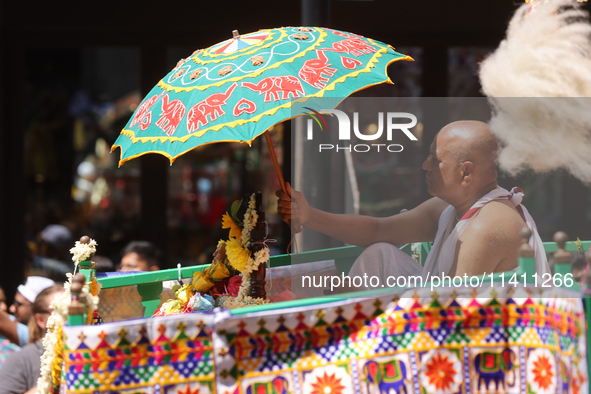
[118,241,162,272]
[0,286,7,313]
[0,286,19,368]
[0,277,55,347]
[93,255,114,273]
[38,224,72,262]
[0,284,63,394]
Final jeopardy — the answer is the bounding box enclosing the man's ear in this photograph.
[460,162,474,186]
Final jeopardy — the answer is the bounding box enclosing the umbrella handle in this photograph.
[263,131,287,195]
[263,131,302,234]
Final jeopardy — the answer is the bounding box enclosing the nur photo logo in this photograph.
[305,108,419,153]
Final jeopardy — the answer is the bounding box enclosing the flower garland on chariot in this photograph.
[37,238,101,394]
[154,193,270,316]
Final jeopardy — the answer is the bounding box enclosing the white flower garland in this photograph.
[69,239,97,266]
[38,237,101,394]
[241,194,258,245]
[37,275,71,394]
[242,247,270,276]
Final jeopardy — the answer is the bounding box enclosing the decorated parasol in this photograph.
[111,26,412,193]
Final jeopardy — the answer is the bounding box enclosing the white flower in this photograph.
[69,238,98,265]
[241,194,258,245]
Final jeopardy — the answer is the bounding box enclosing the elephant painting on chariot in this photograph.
[361,357,411,394]
[473,348,518,392]
[243,376,292,394]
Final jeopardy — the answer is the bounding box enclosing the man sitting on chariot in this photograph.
[276,120,550,286]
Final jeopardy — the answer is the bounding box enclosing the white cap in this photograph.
[40,224,72,248]
[17,276,56,303]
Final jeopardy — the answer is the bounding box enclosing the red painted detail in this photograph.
[368,362,378,376]
[326,38,377,57]
[155,94,186,136]
[341,56,363,70]
[484,353,496,369]
[386,362,396,376]
[273,378,283,393]
[186,83,238,133]
[215,40,234,54]
[138,113,151,131]
[241,75,305,103]
[233,98,257,116]
[130,92,163,130]
[247,33,268,39]
[502,350,510,367]
[298,50,337,89]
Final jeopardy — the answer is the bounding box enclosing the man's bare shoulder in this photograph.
[470,200,526,236]
[454,200,525,275]
[460,200,524,260]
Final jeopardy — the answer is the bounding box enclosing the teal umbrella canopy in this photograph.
[112,26,411,165]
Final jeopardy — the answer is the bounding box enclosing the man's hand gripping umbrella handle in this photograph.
[275,182,303,234]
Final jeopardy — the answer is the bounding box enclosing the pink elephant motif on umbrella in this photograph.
[186,83,238,133]
[130,92,163,131]
[327,38,377,57]
[298,50,337,89]
[156,94,186,136]
[241,76,305,103]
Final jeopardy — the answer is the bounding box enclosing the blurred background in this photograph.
[1,0,590,301]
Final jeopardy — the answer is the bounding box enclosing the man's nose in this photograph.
[422,156,431,170]
[9,304,16,314]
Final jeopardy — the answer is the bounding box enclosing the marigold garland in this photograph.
[89,275,99,296]
[226,238,251,272]
[38,284,70,394]
[50,325,64,389]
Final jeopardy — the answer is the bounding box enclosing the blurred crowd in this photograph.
[0,236,165,392]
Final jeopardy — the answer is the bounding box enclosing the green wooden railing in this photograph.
[95,240,590,318]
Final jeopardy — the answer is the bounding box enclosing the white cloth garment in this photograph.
[422,186,550,279]
[349,187,550,286]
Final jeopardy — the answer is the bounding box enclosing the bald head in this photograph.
[423,120,500,204]
[437,120,499,178]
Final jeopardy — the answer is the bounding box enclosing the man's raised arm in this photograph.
[276,183,447,247]
[0,311,19,345]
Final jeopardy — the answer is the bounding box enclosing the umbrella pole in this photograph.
[263,130,287,195]
[264,130,302,237]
